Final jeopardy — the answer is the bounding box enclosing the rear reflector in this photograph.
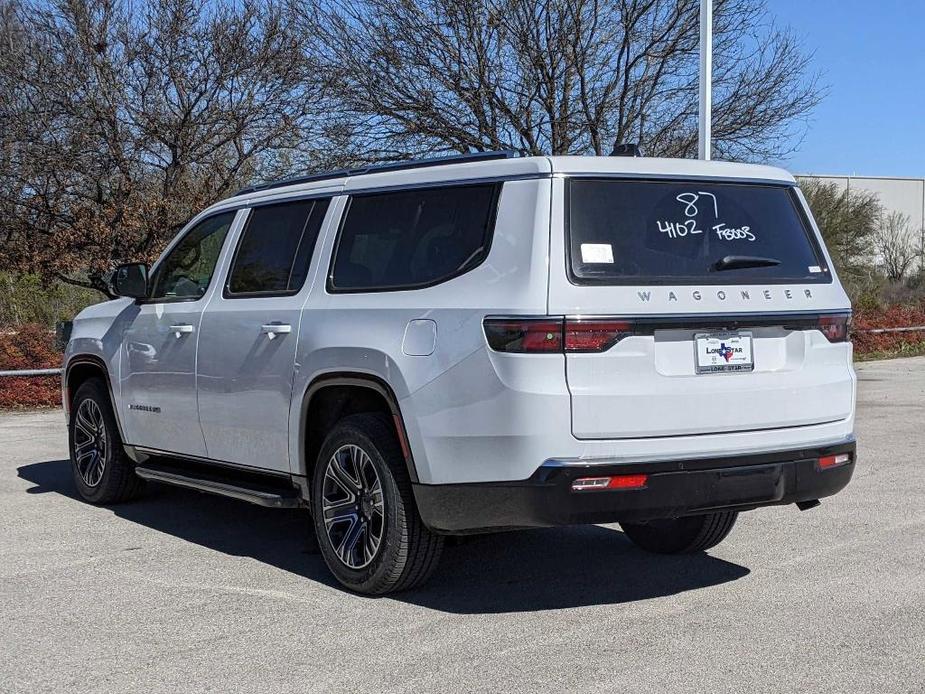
[571,474,648,491]
[818,453,851,470]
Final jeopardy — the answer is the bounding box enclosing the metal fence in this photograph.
[0,368,62,377]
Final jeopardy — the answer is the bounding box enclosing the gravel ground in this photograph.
[1,357,923,693]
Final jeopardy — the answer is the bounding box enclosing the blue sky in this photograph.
[768,0,925,177]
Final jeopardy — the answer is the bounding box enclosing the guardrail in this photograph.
[0,368,62,377]
[857,325,925,334]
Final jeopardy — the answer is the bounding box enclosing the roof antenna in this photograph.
[611,142,643,157]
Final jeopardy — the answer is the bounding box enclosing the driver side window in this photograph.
[149,212,235,301]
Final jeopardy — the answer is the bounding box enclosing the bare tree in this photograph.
[798,178,880,276]
[0,0,335,296]
[1,0,828,297]
[304,0,823,159]
[875,211,918,283]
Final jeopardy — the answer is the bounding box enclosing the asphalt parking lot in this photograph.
[1,358,924,693]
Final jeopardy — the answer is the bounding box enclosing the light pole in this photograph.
[698,0,712,160]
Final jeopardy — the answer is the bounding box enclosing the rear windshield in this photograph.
[567,179,830,285]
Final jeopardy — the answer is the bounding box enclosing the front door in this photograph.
[197,196,333,472]
[119,211,238,457]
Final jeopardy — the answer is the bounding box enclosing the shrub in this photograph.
[853,302,925,358]
[0,273,101,330]
[0,324,62,408]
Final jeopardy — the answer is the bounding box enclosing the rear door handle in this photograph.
[169,324,194,338]
[261,323,292,340]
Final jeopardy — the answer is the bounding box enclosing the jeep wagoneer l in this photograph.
[64,152,856,594]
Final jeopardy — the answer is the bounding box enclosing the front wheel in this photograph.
[620,511,738,554]
[68,378,145,504]
[311,413,443,594]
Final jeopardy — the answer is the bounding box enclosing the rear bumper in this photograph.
[413,439,856,534]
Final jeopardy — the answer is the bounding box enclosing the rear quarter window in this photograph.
[329,183,501,292]
[567,179,830,285]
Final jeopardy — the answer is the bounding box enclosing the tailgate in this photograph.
[548,176,855,440]
[565,316,853,439]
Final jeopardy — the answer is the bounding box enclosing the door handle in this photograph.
[261,323,292,340]
[169,324,194,338]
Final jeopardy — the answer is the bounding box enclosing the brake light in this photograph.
[483,319,563,353]
[484,317,635,353]
[817,314,850,343]
[564,319,635,352]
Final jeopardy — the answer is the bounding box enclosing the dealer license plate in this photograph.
[694,332,754,373]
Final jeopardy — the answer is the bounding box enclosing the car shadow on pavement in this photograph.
[19,459,750,613]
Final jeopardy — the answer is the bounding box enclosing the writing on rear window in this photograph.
[657,191,755,242]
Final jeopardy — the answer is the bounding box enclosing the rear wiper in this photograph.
[711,255,781,272]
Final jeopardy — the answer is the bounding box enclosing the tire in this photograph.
[620,511,738,554]
[68,378,145,504]
[311,413,443,594]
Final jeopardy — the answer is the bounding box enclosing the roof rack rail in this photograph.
[233,150,518,197]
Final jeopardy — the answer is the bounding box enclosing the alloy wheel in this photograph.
[321,444,385,569]
[73,399,108,487]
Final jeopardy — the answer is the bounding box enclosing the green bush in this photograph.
[0,273,101,329]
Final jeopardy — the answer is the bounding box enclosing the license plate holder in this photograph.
[694,331,754,374]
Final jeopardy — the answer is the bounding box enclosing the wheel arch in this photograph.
[64,356,126,440]
[297,373,418,485]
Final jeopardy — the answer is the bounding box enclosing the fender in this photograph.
[298,373,419,483]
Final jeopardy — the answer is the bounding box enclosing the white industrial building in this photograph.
[797,174,925,245]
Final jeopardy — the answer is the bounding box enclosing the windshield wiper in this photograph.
[711,255,781,272]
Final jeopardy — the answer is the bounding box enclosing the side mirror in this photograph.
[110,263,149,299]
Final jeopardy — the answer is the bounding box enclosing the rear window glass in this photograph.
[567,180,829,285]
[329,183,500,292]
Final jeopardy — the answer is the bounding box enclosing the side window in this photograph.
[329,183,500,292]
[227,198,331,296]
[149,212,235,301]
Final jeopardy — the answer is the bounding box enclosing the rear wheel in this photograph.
[68,378,145,504]
[620,511,738,554]
[311,413,443,594]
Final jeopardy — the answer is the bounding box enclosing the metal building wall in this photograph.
[798,174,925,241]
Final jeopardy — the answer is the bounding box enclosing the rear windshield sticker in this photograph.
[581,243,614,264]
[809,265,822,273]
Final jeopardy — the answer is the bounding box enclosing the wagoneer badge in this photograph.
[637,288,815,303]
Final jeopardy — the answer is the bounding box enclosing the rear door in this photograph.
[548,177,854,440]
[196,195,333,472]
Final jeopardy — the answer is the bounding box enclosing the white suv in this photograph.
[64,152,857,594]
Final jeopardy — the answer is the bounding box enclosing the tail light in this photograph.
[817,313,851,343]
[564,319,634,352]
[482,319,563,353]
[484,317,636,353]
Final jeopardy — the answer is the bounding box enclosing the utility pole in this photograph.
[698,0,712,160]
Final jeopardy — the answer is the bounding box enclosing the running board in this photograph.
[134,466,301,509]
